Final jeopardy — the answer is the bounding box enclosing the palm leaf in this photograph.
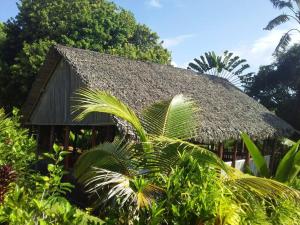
[147,136,232,175]
[142,94,200,140]
[74,138,139,179]
[73,89,148,142]
[264,14,290,30]
[83,168,135,208]
[230,175,300,200]
[241,133,270,177]
[275,140,300,183]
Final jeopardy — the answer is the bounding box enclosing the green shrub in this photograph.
[0,144,103,225]
[0,108,36,172]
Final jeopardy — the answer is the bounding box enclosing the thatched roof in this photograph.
[23,45,295,143]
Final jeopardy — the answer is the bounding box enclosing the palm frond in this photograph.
[81,168,163,210]
[83,168,135,208]
[73,89,148,142]
[229,175,300,200]
[264,14,290,30]
[74,137,140,179]
[142,95,200,140]
[146,136,232,175]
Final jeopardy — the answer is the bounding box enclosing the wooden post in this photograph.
[106,125,115,142]
[245,140,250,166]
[218,142,224,159]
[49,126,55,151]
[64,126,70,169]
[91,126,97,147]
[231,141,238,168]
[36,126,41,161]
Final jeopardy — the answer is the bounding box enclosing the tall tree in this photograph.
[0,0,171,110]
[187,51,253,89]
[265,0,300,54]
[243,44,300,131]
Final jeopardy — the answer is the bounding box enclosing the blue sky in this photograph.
[1,0,300,71]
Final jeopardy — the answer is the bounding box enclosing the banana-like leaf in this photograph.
[241,133,270,178]
[288,149,300,183]
[142,95,200,140]
[275,31,292,53]
[275,140,300,183]
[73,89,148,142]
[264,14,290,30]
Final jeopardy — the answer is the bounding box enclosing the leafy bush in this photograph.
[0,145,103,225]
[0,108,36,172]
[154,156,243,225]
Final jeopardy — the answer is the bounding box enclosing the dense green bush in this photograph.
[0,108,36,172]
[0,145,103,225]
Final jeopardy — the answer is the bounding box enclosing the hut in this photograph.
[22,45,295,169]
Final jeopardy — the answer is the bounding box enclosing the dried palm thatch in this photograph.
[22,45,295,143]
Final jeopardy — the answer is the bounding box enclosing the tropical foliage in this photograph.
[241,133,300,184]
[0,145,103,225]
[0,108,35,172]
[73,89,300,224]
[187,51,253,89]
[265,0,300,54]
[0,109,103,224]
[0,0,171,110]
[243,44,300,131]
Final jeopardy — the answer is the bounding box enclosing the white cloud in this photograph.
[148,0,162,8]
[234,28,300,71]
[162,34,196,48]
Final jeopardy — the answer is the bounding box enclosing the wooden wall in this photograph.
[30,59,114,126]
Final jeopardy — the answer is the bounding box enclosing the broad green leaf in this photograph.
[275,140,300,183]
[287,149,300,183]
[241,133,270,177]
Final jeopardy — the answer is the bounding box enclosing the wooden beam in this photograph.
[231,141,238,168]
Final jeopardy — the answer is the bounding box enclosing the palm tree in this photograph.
[73,89,300,214]
[265,0,300,54]
[187,51,253,89]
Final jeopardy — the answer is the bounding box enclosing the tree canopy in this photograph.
[243,44,300,131]
[0,0,171,109]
